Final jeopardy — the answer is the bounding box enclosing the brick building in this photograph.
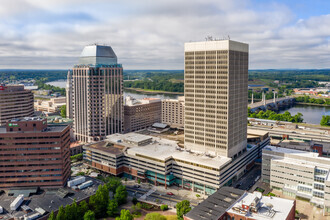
[0,85,34,126]
[0,117,71,188]
[123,96,161,133]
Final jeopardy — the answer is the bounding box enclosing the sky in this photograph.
[0,0,330,70]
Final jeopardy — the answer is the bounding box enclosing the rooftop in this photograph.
[263,145,319,158]
[78,44,118,66]
[0,177,102,220]
[84,141,125,156]
[227,192,295,220]
[106,133,232,169]
[185,187,245,220]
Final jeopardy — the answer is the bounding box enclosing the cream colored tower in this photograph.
[184,40,248,158]
[72,45,123,143]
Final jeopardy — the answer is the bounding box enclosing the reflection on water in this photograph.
[279,104,330,125]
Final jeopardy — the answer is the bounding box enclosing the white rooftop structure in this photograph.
[106,133,232,169]
[227,191,295,220]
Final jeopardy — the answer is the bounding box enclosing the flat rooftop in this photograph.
[227,192,295,220]
[0,125,68,134]
[185,187,245,220]
[0,177,102,220]
[84,141,124,155]
[263,145,318,158]
[107,133,232,169]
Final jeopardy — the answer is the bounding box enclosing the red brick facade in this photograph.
[0,119,71,188]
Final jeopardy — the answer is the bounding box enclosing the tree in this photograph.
[115,209,133,220]
[89,184,109,218]
[56,206,65,220]
[196,194,201,199]
[114,185,128,205]
[78,200,89,217]
[176,200,191,220]
[48,211,56,220]
[144,213,166,220]
[160,204,168,211]
[320,115,330,127]
[83,210,95,220]
[107,200,119,217]
[137,179,141,184]
[132,197,138,205]
[60,105,66,118]
[106,177,122,193]
[64,204,75,220]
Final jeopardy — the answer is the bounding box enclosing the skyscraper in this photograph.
[184,40,248,158]
[72,45,123,143]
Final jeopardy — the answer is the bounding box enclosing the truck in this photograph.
[10,194,24,211]
[78,180,93,190]
[68,176,86,187]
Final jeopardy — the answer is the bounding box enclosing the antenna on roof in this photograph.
[228,35,230,40]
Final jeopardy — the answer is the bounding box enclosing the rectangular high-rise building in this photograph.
[72,45,123,143]
[184,40,248,158]
[0,85,34,125]
[0,118,70,188]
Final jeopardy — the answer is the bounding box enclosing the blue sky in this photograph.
[0,0,330,69]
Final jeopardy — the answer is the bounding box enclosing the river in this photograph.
[47,80,329,124]
[46,80,179,100]
[279,104,330,125]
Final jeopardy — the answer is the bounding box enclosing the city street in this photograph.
[234,165,261,191]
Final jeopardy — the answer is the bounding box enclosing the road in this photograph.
[126,186,198,207]
[250,125,330,142]
[233,165,261,191]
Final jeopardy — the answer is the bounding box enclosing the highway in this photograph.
[249,125,330,142]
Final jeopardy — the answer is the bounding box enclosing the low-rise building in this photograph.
[84,130,270,195]
[184,187,296,220]
[161,96,184,128]
[262,145,330,212]
[0,85,34,126]
[0,117,71,188]
[123,96,161,133]
[34,97,66,113]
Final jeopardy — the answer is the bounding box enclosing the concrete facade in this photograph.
[184,40,249,158]
[262,145,330,212]
[123,96,161,133]
[84,130,270,195]
[34,97,66,113]
[66,70,73,119]
[72,45,123,143]
[161,96,185,128]
[0,118,71,188]
[0,85,34,126]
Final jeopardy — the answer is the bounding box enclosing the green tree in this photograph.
[160,204,168,211]
[89,184,109,218]
[64,204,75,220]
[176,200,191,220]
[78,200,89,217]
[106,177,122,193]
[107,200,119,217]
[60,105,66,118]
[56,205,65,220]
[115,209,133,220]
[144,212,167,220]
[48,211,56,220]
[114,185,128,205]
[83,210,95,220]
[320,115,330,126]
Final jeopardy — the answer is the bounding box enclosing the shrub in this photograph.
[144,213,166,220]
[132,197,138,205]
[160,204,168,211]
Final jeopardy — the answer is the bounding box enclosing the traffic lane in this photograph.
[235,166,261,190]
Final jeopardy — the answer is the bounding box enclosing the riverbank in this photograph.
[124,87,184,95]
[295,102,330,107]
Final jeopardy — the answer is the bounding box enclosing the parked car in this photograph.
[167,192,174,195]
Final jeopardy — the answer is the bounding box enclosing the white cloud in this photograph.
[0,0,329,69]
